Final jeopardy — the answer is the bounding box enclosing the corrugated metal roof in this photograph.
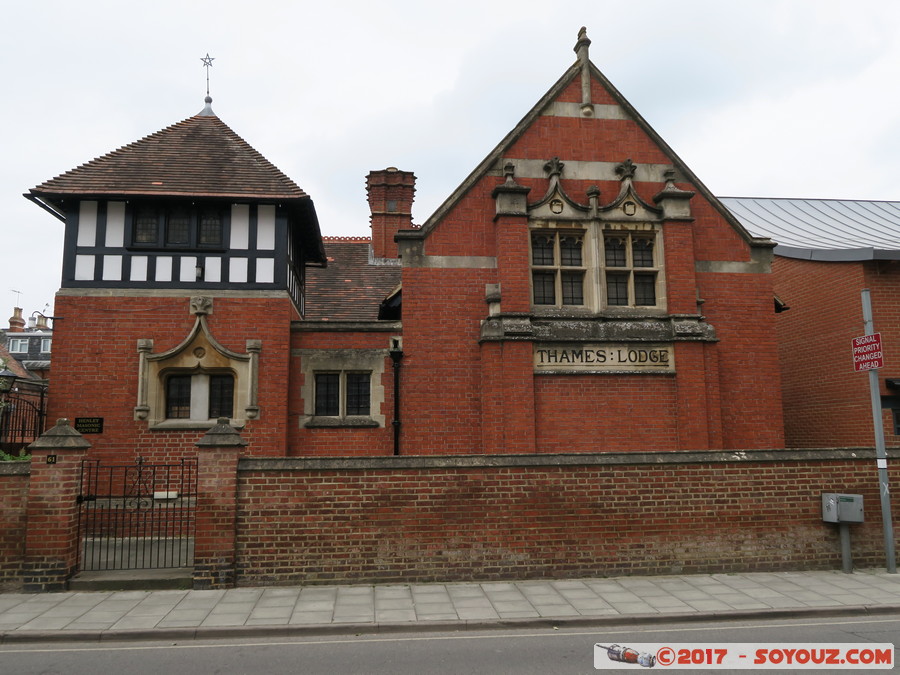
[719,197,900,261]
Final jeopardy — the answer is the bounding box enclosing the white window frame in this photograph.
[7,338,29,354]
[40,338,52,354]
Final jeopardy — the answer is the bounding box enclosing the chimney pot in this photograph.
[8,307,25,333]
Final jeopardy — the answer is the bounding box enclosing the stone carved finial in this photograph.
[502,162,518,186]
[616,159,637,181]
[653,167,695,219]
[492,161,530,215]
[575,27,593,115]
[191,296,213,316]
[574,27,591,60]
[544,157,565,179]
[663,168,678,188]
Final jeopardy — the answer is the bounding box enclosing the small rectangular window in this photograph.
[313,371,373,418]
[315,373,340,416]
[8,338,29,354]
[133,206,159,244]
[165,375,192,419]
[208,374,234,419]
[199,210,223,246]
[346,373,371,416]
[634,273,657,306]
[532,271,556,305]
[606,271,629,306]
[165,207,191,245]
[561,271,584,305]
[602,231,660,308]
[531,233,555,266]
[604,236,627,267]
[41,338,52,354]
[531,230,585,307]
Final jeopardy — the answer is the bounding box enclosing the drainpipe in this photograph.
[388,339,403,456]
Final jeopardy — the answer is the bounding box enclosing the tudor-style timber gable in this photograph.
[26,97,325,314]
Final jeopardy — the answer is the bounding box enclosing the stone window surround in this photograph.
[529,220,667,314]
[297,348,388,429]
[134,297,260,430]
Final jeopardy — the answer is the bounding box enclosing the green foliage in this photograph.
[0,448,30,462]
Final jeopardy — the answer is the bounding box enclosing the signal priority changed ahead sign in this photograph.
[852,332,884,372]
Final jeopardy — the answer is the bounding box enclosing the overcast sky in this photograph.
[3,0,900,319]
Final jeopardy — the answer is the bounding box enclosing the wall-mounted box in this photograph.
[822,493,864,523]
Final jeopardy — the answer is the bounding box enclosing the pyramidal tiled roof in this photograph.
[29,99,308,201]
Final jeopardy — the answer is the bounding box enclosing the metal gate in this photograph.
[77,457,198,571]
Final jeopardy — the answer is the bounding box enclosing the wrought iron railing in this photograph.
[77,457,198,570]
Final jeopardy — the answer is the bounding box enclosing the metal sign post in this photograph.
[860,289,896,573]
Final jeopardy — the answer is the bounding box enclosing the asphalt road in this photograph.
[1,612,897,674]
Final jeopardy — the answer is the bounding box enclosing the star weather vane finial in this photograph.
[201,53,215,96]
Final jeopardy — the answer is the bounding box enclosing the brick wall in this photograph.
[773,258,900,448]
[0,463,28,589]
[49,293,298,462]
[234,450,899,586]
[289,328,398,456]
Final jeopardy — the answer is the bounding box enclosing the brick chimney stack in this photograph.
[367,168,415,259]
[8,307,25,332]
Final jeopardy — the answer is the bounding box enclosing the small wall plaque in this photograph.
[74,417,104,434]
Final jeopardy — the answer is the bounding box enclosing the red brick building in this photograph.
[28,30,785,461]
[13,30,900,588]
[723,197,900,449]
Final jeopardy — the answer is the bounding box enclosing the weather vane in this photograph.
[201,53,215,96]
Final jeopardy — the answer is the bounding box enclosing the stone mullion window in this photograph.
[531,229,586,307]
[314,373,341,416]
[165,375,192,419]
[346,373,371,416]
[208,374,235,419]
[164,372,235,421]
[314,371,372,418]
[602,230,659,308]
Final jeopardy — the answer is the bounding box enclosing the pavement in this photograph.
[1,568,899,643]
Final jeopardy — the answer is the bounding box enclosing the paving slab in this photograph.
[0,569,898,641]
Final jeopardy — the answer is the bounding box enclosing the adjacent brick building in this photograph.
[723,197,900,449]
[28,31,784,460]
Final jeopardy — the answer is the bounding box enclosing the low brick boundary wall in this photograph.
[235,449,900,586]
[0,463,29,590]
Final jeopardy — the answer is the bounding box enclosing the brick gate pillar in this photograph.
[193,418,247,589]
[24,418,91,591]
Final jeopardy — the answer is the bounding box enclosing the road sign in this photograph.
[852,332,884,372]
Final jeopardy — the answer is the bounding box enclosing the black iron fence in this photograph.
[77,457,198,571]
[0,380,46,453]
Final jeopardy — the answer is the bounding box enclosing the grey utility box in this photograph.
[822,493,864,523]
